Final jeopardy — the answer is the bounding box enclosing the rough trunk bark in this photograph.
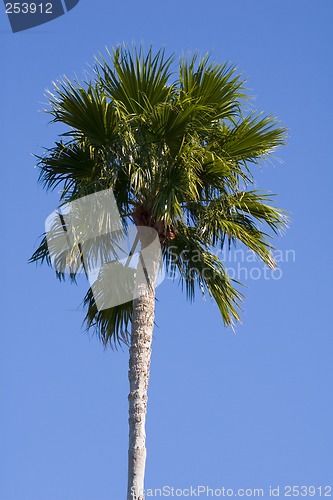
[127,237,159,500]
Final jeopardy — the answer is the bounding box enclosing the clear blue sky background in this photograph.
[1,1,332,499]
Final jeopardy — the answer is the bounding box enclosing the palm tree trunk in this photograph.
[127,239,159,500]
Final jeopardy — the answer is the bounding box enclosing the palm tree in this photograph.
[30,45,287,499]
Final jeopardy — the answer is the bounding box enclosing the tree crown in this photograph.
[31,45,288,347]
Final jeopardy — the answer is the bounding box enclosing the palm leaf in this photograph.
[97,46,174,114]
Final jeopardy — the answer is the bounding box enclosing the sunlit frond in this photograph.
[96,46,174,114]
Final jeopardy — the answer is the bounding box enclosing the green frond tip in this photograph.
[95,45,175,115]
[46,79,121,146]
[83,287,132,349]
[179,53,247,122]
[164,229,244,327]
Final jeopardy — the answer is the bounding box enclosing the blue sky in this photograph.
[1,1,332,499]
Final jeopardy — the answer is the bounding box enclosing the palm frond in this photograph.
[164,226,243,327]
[47,80,121,146]
[219,112,286,163]
[195,191,287,268]
[179,53,246,122]
[83,286,132,348]
[96,46,174,115]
